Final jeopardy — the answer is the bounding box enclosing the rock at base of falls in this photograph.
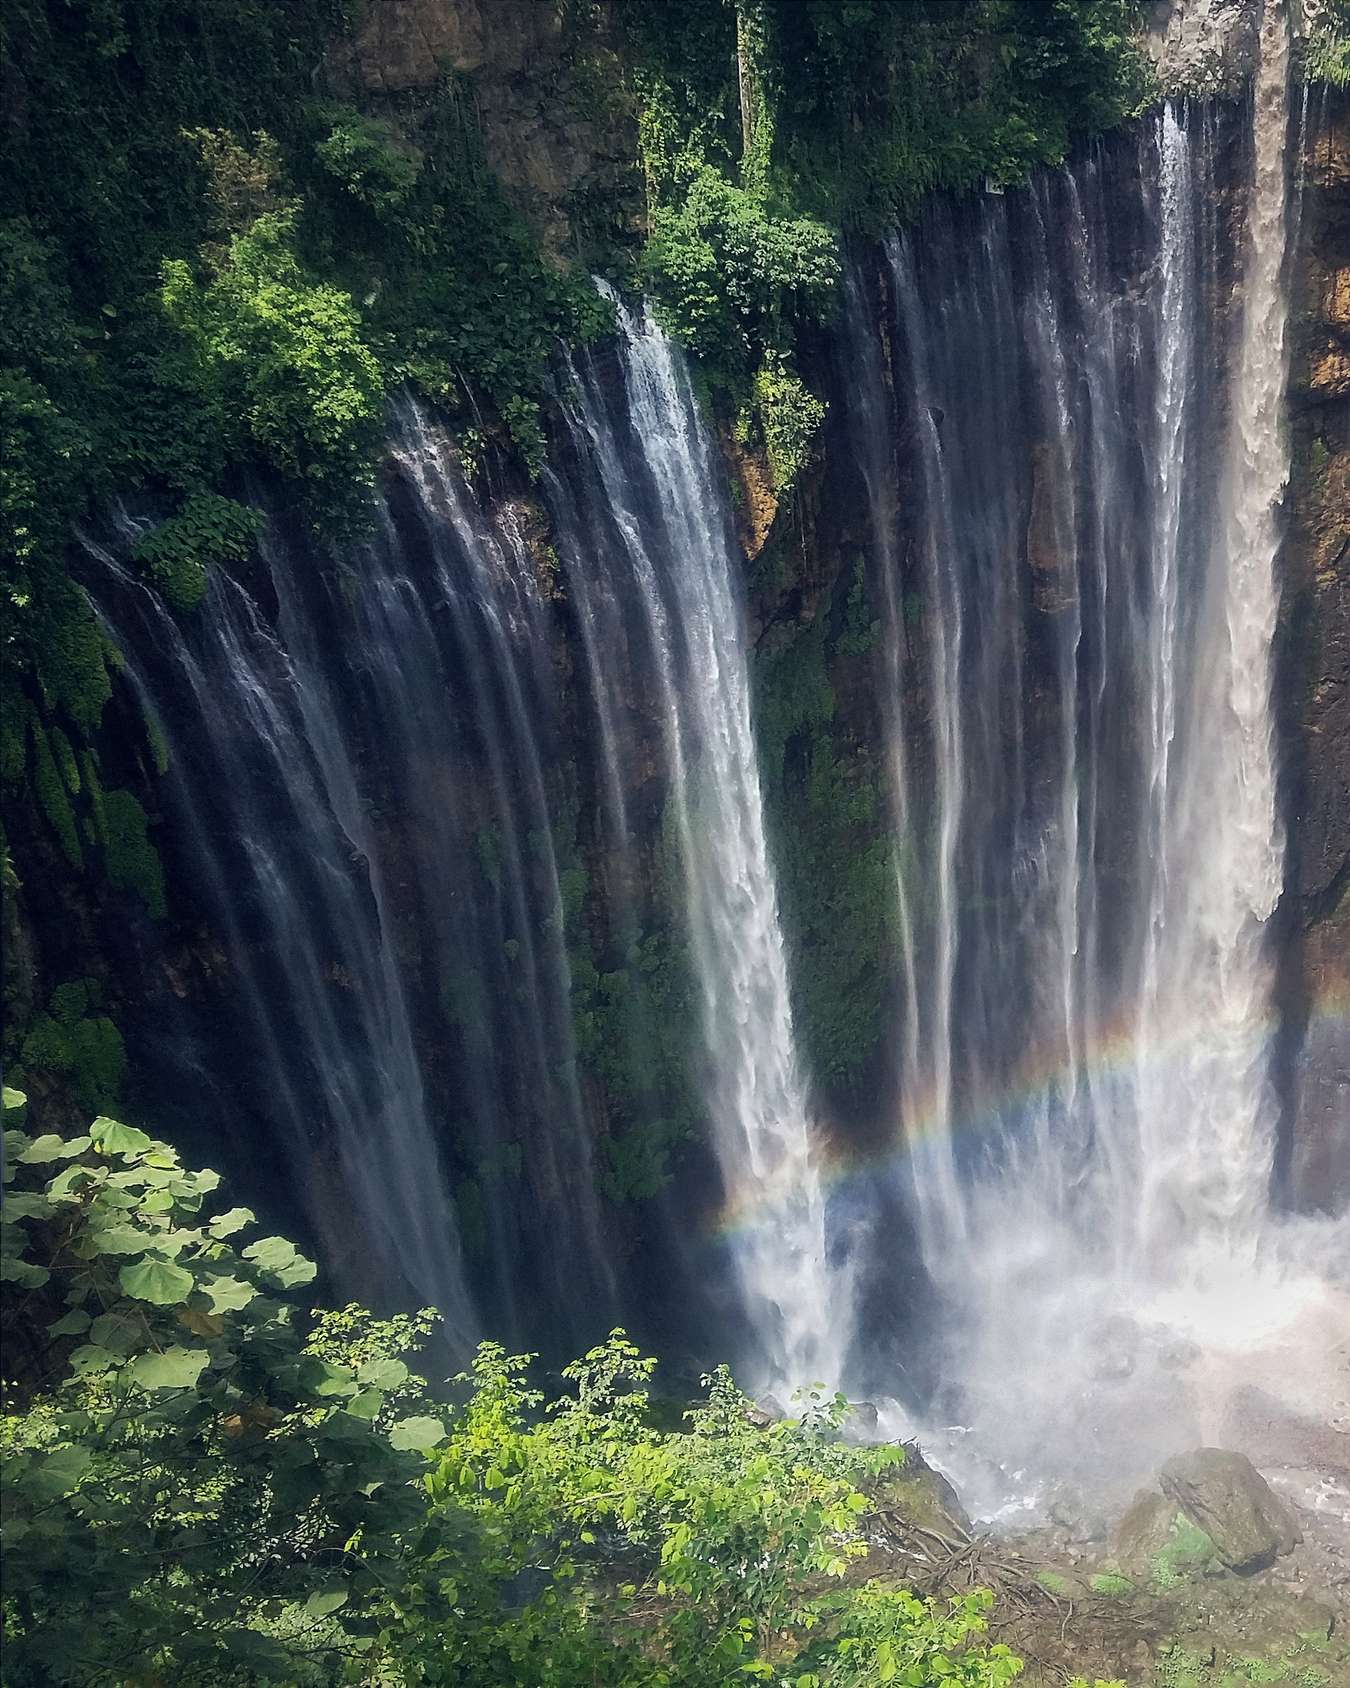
[1109,1490,1199,1579]
[1159,1447,1303,1573]
[874,1444,974,1541]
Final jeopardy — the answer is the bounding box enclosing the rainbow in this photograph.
[710,973,1350,1239]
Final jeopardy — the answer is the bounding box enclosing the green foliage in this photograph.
[755,578,896,1086]
[1,1,613,885]
[132,492,262,612]
[1304,0,1350,86]
[0,1098,445,1684]
[101,788,167,917]
[746,350,828,492]
[28,711,83,867]
[641,167,839,377]
[161,210,385,529]
[313,113,419,214]
[621,0,1147,498]
[1149,1514,1217,1590]
[743,0,1153,230]
[562,818,700,1205]
[2,1097,1031,1685]
[1089,1571,1135,1598]
[16,980,127,1114]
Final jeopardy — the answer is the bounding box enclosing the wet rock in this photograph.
[1047,1487,1110,1544]
[842,1400,880,1439]
[1110,1489,1179,1578]
[875,1443,973,1540]
[744,1393,787,1427]
[1159,1448,1302,1573]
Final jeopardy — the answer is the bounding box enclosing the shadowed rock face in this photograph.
[325,0,639,257]
[1145,0,1259,95]
[1160,1448,1302,1572]
[1279,90,1350,1214]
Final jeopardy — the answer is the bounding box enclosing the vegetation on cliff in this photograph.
[1,0,1156,1218]
[0,1091,1140,1686]
[620,0,1149,496]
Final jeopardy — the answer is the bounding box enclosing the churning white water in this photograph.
[557,289,849,1393]
[867,1,1349,1513]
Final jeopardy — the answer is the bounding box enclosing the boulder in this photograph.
[744,1393,787,1428]
[872,1443,973,1541]
[1110,1489,1179,1578]
[1159,1448,1301,1574]
[843,1400,880,1437]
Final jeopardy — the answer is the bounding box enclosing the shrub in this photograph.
[132,492,262,612]
[2,1096,1034,1687]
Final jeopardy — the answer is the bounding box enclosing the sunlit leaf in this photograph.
[389,1415,445,1451]
[119,1256,193,1305]
[91,1117,153,1157]
[130,1345,209,1390]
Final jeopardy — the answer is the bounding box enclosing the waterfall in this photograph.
[87,399,626,1356]
[553,291,848,1393]
[84,524,478,1351]
[868,3,1345,1509]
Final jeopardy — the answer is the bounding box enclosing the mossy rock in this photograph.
[870,1443,972,1540]
[1150,1516,1220,1591]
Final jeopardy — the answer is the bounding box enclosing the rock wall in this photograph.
[328,0,640,256]
[1145,0,1260,94]
[1280,87,1350,1211]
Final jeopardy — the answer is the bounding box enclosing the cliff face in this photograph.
[1281,89,1350,1211]
[328,0,640,257]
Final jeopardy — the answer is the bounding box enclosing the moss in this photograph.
[1089,1572,1135,1599]
[754,579,895,1087]
[0,675,27,787]
[748,353,827,494]
[30,712,82,868]
[18,981,127,1114]
[132,492,261,613]
[79,748,107,846]
[144,710,171,777]
[1150,1516,1217,1591]
[102,788,167,918]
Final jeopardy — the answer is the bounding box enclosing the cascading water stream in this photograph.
[553,290,849,1393]
[84,525,478,1351]
[867,2,1348,1511]
[86,399,629,1357]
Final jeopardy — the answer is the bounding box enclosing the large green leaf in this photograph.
[69,1344,119,1375]
[2,1085,27,1115]
[18,1134,68,1163]
[242,1235,297,1271]
[91,1117,153,1157]
[91,1309,144,1351]
[119,1256,193,1305]
[357,1357,409,1391]
[203,1273,257,1313]
[130,1345,210,1390]
[303,1588,348,1618]
[2,1193,54,1221]
[309,1360,358,1399]
[272,1257,317,1289]
[90,1224,152,1255]
[19,1444,92,1504]
[207,1206,255,1238]
[389,1415,445,1452]
[47,1308,92,1338]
